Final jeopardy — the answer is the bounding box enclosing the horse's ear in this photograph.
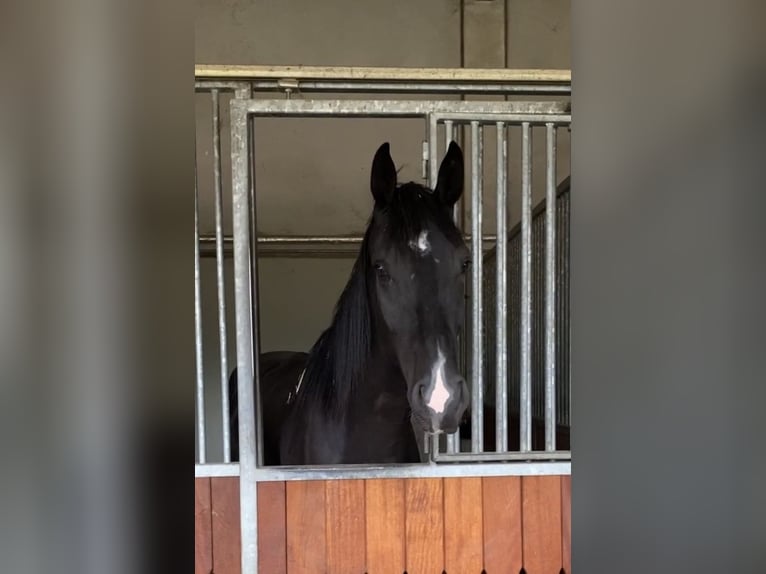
[434,141,464,207]
[370,142,396,205]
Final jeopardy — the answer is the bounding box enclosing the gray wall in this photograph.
[195,0,570,461]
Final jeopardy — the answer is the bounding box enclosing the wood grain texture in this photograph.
[482,476,522,574]
[561,476,571,574]
[405,478,444,574]
[444,477,484,574]
[195,478,213,574]
[522,476,562,574]
[365,478,406,574]
[211,477,241,574]
[257,481,287,574]
[326,479,366,574]
[286,480,327,574]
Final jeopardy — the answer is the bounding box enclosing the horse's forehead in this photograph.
[387,226,454,261]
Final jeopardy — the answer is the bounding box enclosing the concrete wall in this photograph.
[195,0,570,461]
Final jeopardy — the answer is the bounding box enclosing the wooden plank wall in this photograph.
[196,475,571,574]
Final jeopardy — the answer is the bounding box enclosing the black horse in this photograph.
[229,141,471,465]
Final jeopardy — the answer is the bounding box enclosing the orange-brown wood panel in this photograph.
[561,476,571,574]
[365,478,406,574]
[444,477,484,574]
[211,477,241,574]
[521,476,563,574]
[195,478,213,574]
[257,481,287,574]
[482,476,522,574]
[405,478,444,574]
[286,480,327,574]
[326,479,367,574]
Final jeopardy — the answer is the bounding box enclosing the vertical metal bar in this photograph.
[545,124,557,451]
[230,100,258,574]
[564,189,571,429]
[428,114,439,188]
[212,90,231,463]
[194,151,206,464]
[495,122,508,452]
[445,120,458,222]
[470,121,484,453]
[444,120,461,455]
[245,110,265,468]
[520,122,532,452]
[425,114,440,458]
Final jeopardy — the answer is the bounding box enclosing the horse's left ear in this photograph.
[370,142,397,205]
[434,141,464,207]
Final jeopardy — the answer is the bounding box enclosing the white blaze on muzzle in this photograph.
[425,345,451,415]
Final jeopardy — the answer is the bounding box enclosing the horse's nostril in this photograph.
[418,384,426,401]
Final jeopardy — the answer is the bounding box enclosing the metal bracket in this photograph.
[278,78,300,99]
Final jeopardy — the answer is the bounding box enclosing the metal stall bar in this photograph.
[199,234,500,258]
[229,102,259,574]
[445,119,461,455]
[520,122,533,452]
[196,460,570,479]
[470,121,484,453]
[544,124,558,451]
[195,64,572,89]
[495,122,509,452]
[194,154,206,464]
[212,90,232,463]
[245,81,571,96]
[234,98,568,118]
[237,84,268,468]
[425,114,440,460]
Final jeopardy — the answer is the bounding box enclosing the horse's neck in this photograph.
[359,340,408,407]
[291,318,416,464]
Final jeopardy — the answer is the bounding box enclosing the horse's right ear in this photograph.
[434,141,464,207]
[370,142,396,205]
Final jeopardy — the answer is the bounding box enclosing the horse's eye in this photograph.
[462,259,472,272]
[374,262,391,282]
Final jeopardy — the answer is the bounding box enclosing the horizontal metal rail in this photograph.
[196,460,570,480]
[198,234,500,257]
[196,80,570,96]
[195,64,571,84]
[432,111,571,125]
[195,463,240,478]
[232,98,570,118]
[431,450,570,463]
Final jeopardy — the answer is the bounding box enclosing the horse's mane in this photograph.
[295,182,459,417]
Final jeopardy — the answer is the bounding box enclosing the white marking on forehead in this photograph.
[408,230,431,256]
[425,346,451,415]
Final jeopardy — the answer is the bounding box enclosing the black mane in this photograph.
[293,225,373,417]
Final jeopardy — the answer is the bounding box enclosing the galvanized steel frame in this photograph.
[194,64,572,97]
[193,78,571,572]
[425,111,570,462]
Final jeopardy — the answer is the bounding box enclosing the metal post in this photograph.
[544,123,558,451]
[444,119,461,455]
[495,122,509,452]
[194,153,206,464]
[212,90,231,463]
[243,101,266,468]
[470,121,484,453]
[230,100,258,574]
[520,122,532,452]
[428,115,439,188]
